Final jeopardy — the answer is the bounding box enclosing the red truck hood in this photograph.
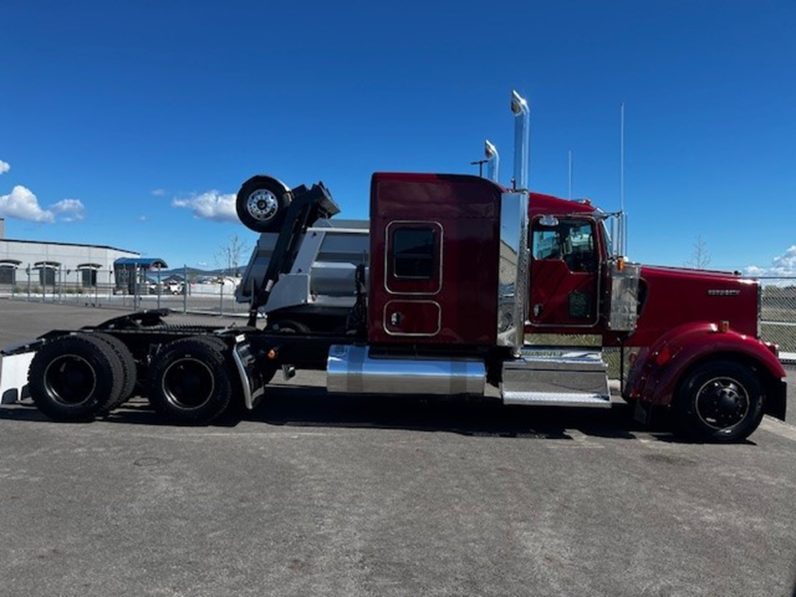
[628,264,758,346]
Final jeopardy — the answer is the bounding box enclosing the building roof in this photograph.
[0,237,139,254]
[115,257,168,269]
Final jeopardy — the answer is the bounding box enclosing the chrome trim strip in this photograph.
[384,220,444,296]
[382,299,442,337]
[497,191,529,351]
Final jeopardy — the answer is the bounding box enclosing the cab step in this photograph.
[501,346,611,408]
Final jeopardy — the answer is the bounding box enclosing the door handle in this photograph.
[533,304,543,317]
[390,312,402,326]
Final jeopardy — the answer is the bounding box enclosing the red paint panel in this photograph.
[628,267,758,347]
[528,259,597,326]
[368,173,501,346]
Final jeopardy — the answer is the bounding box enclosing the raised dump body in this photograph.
[236,219,369,331]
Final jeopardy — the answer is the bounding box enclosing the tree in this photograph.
[216,234,249,277]
[686,235,711,269]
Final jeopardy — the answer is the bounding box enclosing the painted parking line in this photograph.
[759,415,796,441]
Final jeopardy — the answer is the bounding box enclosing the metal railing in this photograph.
[0,266,246,317]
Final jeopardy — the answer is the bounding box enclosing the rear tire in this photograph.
[673,360,764,442]
[28,334,124,422]
[236,175,291,233]
[92,333,137,409]
[148,337,233,425]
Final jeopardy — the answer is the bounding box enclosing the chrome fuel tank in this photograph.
[326,344,485,395]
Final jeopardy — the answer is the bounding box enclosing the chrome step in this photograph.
[501,346,610,408]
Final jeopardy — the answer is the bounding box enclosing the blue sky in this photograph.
[1,0,794,273]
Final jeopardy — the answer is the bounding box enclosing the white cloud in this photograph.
[172,190,236,222]
[51,198,85,222]
[0,188,88,224]
[745,245,796,277]
[0,185,55,223]
[151,188,166,197]
[0,160,9,175]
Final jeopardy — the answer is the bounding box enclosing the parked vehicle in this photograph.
[0,91,785,442]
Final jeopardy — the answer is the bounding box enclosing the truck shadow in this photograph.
[240,384,669,442]
[1,385,700,443]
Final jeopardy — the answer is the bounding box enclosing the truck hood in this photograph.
[627,264,758,346]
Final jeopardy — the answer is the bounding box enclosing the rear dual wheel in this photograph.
[28,333,130,422]
[147,337,234,425]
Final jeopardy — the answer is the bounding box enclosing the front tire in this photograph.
[674,360,764,442]
[236,175,291,233]
[28,334,124,421]
[148,337,234,425]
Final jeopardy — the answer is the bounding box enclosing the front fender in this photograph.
[626,322,785,412]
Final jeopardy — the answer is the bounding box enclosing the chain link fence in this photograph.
[0,265,247,317]
[758,277,796,353]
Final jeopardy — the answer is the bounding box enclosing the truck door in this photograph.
[529,217,600,328]
[381,221,443,336]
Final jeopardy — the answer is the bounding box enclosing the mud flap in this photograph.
[633,399,653,425]
[0,351,35,405]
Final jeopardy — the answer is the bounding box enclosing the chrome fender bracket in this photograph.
[231,335,266,410]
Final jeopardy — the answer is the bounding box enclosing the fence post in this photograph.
[157,266,162,310]
[26,264,31,301]
[219,276,224,316]
[183,265,188,314]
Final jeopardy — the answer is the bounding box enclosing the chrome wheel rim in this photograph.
[162,358,215,410]
[695,376,749,430]
[43,354,97,406]
[246,189,279,222]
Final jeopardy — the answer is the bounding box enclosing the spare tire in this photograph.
[236,175,292,232]
[28,334,124,421]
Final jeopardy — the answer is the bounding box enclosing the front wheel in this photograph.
[673,360,764,442]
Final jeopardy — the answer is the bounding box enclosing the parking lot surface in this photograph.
[1,300,795,596]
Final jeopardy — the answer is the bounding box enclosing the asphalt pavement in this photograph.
[1,299,795,596]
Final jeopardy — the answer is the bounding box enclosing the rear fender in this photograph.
[626,322,786,417]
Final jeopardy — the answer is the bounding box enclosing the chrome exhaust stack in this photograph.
[484,139,499,183]
[510,90,529,190]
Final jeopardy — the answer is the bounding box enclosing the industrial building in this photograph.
[0,217,140,290]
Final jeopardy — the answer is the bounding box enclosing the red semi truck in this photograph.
[0,92,786,442]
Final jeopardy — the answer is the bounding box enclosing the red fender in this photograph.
[625,322,785,410]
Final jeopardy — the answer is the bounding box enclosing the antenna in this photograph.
[620,102,626,255]
[568,149,573,199]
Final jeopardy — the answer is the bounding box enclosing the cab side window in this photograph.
[532,219,596,272]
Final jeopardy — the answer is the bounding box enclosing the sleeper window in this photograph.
[393,227,435,279]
